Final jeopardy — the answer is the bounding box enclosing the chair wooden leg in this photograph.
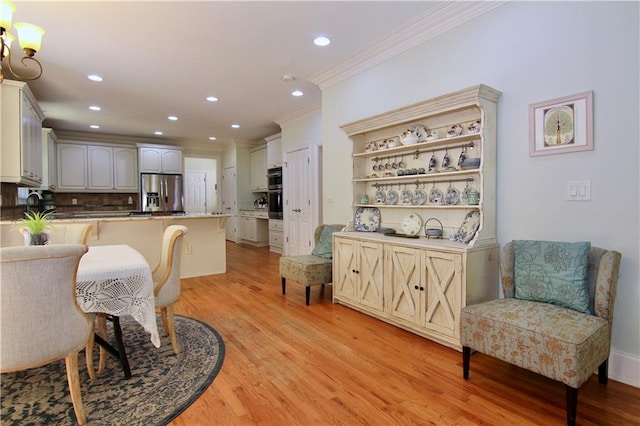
[462,346,471,379]
[566,385,578,426]
[65,350,87,425]
[160,307,169,335]
[85,319,96,380]
[282,277,286,295]
[598,359,609,384]
[97,313,107,374]
[165,304,180,354]
[305,286,311,305]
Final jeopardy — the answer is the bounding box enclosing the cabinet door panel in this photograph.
[114,147,138,190]
[358,241,384,311]
[88,146,114,189]
[57,144,87,190]
[423,251,462,338]
[162,149,182,174]
[333,238,357,302]
[386,245,421,323]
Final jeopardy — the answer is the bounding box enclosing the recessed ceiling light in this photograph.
[168,115,178,121]
[231,124,240,129]
[208,136,217,141]
[88,74,103,82]
[314,36,331,47]
[206,96,218,102]
[89,124,100,129]
[154,131,163,135]
[292,90,303,97]
[89,105,101,111]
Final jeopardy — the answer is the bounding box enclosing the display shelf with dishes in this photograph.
[335,84,501,351]
[343,84,499,247]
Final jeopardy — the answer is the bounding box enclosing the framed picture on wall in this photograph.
[529,91,593,156]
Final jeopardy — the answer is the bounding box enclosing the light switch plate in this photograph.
[566,180,591,201]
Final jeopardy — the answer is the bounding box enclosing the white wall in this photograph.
[280,108,323,155]
[322,1,639,385]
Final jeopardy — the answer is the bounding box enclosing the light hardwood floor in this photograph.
[169,242,639,426]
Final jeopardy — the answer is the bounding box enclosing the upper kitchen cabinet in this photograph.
[57,142,138,192]
[250,146,268,191]
[266,133,282,168]
[0,80,45,187]
[138,146,183,174]
[39,128,58,191]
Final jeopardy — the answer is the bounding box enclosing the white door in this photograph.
[285,148,311,256]
[184,170,207,213]
[222,167,238,242]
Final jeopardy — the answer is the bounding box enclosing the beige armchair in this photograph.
[279,224,344,305]
[153,225,188,354]
[460,241,621,426]
[49,223,93,245]
[0,244,92,425]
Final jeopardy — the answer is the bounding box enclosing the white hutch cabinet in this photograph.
[333,84,501,351]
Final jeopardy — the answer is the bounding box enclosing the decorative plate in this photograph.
[460,187,469,205]
[445,187,460,205]
[354,207,381,232]
[413,189,427,205]
[400,189,413,205]
[401,213,422,236]
[375,190,386,204]
[467,120,481,134]
[428,188,444,204]
[385,190,399,205]
[447,124,463,138]
[453,210,481,243]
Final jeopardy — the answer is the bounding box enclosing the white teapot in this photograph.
[399,126,426,145]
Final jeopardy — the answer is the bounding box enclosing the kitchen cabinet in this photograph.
[39,128,57,190]
[57,143,88,191]
[268,219,284,254]
[57,142,138,192]
[87,145,114,189]
[114,147,138,190]
[333,232,498,350]
[250,147,268,191]
[239,210,269,245]
[333,236,384,312]
[0,80,45,186]
[138,146,183,174]
[266,133,282,168]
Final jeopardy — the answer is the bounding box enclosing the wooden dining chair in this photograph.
[0,244,92,425]
[153,225,188,354]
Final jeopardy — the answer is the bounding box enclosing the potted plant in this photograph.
[20,211,52,245]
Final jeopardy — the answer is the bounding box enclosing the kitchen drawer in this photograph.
[269,219,283,231]
[269,231,283,247]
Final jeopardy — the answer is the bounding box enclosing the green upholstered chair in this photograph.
[460,241,622,426]
[279,224,343,305]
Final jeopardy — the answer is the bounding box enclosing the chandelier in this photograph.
[0,0,45,83]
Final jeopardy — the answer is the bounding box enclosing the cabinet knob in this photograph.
[420,286,425,291]
[414,285,419,290]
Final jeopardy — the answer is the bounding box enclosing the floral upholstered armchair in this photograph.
[460,240,621,426]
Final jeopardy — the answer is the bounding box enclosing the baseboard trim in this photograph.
[610,349,640,388]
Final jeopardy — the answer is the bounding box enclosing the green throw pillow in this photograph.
[311,226,341,259]
[513,240,591,314]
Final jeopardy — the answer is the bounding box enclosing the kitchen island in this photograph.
[0,213,230,278]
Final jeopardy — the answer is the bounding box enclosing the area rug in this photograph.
[1,315,225,425]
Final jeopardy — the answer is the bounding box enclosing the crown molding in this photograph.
[274,102,322,127]
[309,1,509,91]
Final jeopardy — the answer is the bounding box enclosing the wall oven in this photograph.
[267,167,283,219]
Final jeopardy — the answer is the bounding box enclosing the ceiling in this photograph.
[4,1,442,152]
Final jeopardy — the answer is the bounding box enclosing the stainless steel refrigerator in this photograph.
[140,173,184,213]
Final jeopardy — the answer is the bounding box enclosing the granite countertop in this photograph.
[0,212,232,225]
